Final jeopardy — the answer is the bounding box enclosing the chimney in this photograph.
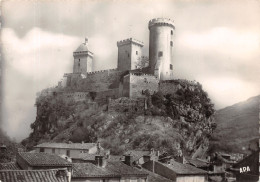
[97,142,101,154]
[95,155,107,168]
[156,150,160,157]
[150,148,154,155]
[124,154,133,166]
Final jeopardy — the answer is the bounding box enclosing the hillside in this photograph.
[210,95,259,154]
[22,80,216,159]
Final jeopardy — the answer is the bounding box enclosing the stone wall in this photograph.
[129,73,159,98]
[108,97,146,114]
[72,69,124,93]
[62,92,91,102]
[159,80,181,95]
[159,79,198,95]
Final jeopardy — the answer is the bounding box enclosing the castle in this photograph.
[58,18,177,100]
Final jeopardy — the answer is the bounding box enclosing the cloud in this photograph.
[1,28,81,140]
[179,27,260,60]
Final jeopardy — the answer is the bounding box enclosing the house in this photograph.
[72,155,148,182]
[230,150,259,182]
[16,152,72,171]
[124,149,159,166]
[142,160,208,182]
[209,152,236,173]
[142,168,173,182]
[0,162,21,170]
[0,168,69,182]
[184,157,210,171]
[34,142,103,158]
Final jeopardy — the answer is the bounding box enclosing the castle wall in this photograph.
[129,73,159,98]
[62,92,91,102]
[159,79,198,95]
[159,81,181,95]
[75,69,123,92]
[108,97,146,114]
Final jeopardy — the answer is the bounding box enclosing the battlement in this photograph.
[129,72,156,77]
[73,51,94,57]
[117,38,144,47]
[148,18,175,29]
[86,68,118,75]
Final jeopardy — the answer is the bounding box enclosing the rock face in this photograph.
[210,95,260,154]
[22,80,216,159]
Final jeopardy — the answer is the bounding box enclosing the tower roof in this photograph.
[148,18,175,29]
[74,38,92,53]
[75,43,89,52]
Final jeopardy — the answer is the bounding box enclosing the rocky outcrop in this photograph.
[22,80,216,159]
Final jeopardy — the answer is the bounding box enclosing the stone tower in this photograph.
[148,18,175,80]
[117,38,144,71]
[73,38,93,74]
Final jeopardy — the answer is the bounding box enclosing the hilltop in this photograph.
[22,79,216,159]
[209,95,259,154]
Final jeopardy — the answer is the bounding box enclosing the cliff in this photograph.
[22,79,216,159]
[209,95,259,154]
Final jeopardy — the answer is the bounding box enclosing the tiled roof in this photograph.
[18,152,72,167]
[165,161,208,175]
[0,169,68,182]
[0,162,21,170]
[124,150,151,161]
[72,163,120,178]
[34,142,97,150]
[185,157,209,168]
[142,168,173,182]
[72,161,148,179]
[106,161,148,177]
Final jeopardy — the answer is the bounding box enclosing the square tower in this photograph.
[73,39,93,74]
[117,38,144,71]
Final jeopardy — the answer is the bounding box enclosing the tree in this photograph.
[135,56,149,69]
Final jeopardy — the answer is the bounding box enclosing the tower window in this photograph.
[158,51,163,57]
[128,53,130,57]
[170,41,173,47]
[171,30,173,35]
[136,51,138,55]
[170,64,173,70]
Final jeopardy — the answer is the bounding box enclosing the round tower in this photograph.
[148,18,175,80]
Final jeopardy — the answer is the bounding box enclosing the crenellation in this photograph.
[117,38,144,47]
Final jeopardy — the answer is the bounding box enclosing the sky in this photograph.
[1,0,260,141]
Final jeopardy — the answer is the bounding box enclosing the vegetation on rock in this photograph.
[22,80,216,160]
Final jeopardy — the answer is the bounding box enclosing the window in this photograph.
[128,53,130,57]
[66,150,70,157]
[171,30,173,35]
[158,51,163,57]
[136,51,138,55]
[170,64,173,70]
[170,41,173,47]
[40,148,44,153]
[52,148,55,154]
